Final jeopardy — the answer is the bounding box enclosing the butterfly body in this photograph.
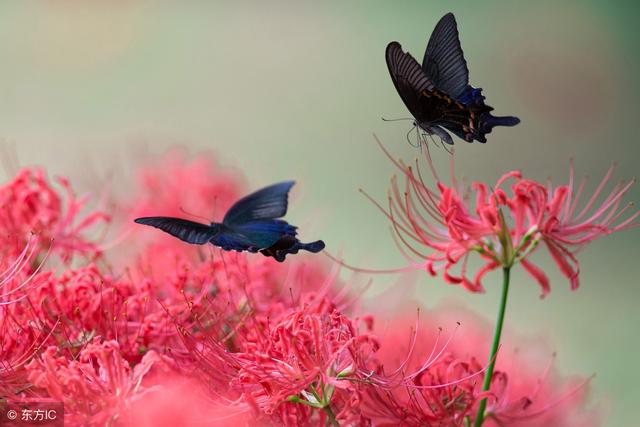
[134,181,325,262]
[386,13,520,145]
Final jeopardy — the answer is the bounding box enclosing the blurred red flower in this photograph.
[361,304,598,426]
[0,168,109,263]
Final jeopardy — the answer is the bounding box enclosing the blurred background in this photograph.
[0,1,638,424]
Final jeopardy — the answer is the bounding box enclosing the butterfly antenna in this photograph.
[381,116,414,122]
[179,207,211,223]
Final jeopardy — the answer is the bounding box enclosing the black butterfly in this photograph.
[134,181,325,262]
[386,13,520,145]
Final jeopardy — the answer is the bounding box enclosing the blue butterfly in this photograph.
[386,13,520,145]
[134,181,325,262]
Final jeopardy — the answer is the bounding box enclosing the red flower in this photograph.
[0,168,109,263]
[25,339,178,426]
[370,140,637,296]
[178,264,376,426]
[526,162,638,290]
[233,304,378,425]
[361,305,598,426]
[0,233,50,306]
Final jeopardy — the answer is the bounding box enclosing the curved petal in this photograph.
[521,259,551,298]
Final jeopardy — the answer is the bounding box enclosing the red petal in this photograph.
[521,259,551,298]
[545,240,580,290]
[472,261,499,292]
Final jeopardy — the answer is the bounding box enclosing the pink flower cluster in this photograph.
[363,306,597,426]
[0,151,598,426]
[0,168,109,263]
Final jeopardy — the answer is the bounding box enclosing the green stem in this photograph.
[474,267,511,427]
[324,405,339,426]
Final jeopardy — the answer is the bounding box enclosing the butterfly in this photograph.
[134,181,325,262]
[386,12,520,145]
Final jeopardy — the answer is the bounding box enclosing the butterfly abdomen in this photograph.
[299,240,325,253]
[259,235,325,262]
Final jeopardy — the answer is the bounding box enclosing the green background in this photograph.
[1,1,638,425]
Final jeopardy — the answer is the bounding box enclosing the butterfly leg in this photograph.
[406,125,421,148]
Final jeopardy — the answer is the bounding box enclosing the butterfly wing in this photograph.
[231,219,297,247]
[222,181,295,226]
[134,217,216,244]
[386,41,435,120]
[211,220,296,252]
[422,13,469,99]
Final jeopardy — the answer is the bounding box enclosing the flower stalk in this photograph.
[324,405,339,427]
[474,266,511,426]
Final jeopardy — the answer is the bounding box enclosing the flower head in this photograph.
[25,339,177,426]
[0,168,109,263]
[371,140,638,296]
[177,260,376,426]
[234,304,378,423]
